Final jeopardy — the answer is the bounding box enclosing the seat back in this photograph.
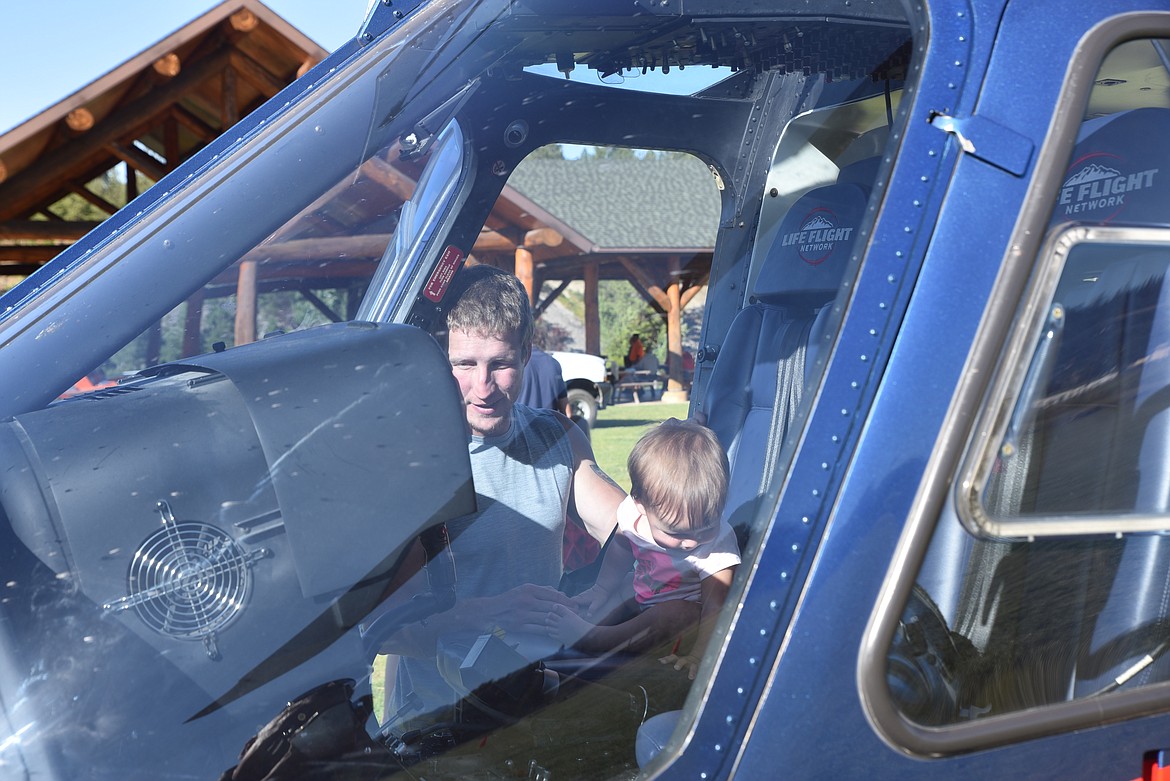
[702,162,874,537]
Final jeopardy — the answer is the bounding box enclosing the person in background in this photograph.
[519,346,570,417]
[625,333,645,368]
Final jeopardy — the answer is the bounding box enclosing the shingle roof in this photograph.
[506,154,721,250]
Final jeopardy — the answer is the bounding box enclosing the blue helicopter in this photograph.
[3,0,1170,778]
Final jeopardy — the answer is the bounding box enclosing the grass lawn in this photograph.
[590,400,691,491]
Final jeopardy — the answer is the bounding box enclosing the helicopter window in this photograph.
[0,3,492,406]
[85,112,462,384]
[879,36,1170,751]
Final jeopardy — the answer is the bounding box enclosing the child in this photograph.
[546,418,740,679]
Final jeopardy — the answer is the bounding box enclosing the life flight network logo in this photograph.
[780,206,854,265]
[1059,151,1158,220]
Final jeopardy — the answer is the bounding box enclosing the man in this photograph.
[380,264,624,725]
[518,346,570,417]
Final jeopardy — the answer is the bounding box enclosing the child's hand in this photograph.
[546,603,594,647]
[658,651,702,680]
[570,585,608,619]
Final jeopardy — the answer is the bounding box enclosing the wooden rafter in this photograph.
[229,49,289,99]
[0,46,234,220]
[170,104,217,141]
[0,247,61,265]
[0,221,99,241]
[533,279,571,320]
[107,142,167,182]
[619,256,670,314]
[66,182,120,216]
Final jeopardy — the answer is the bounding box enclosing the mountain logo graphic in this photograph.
[1063,163,1121,188]
[801,214,836,232]
[781,206,855,265]
[1059,151,1158,221]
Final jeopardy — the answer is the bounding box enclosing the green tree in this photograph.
[598,280,665,364]
[527,144,569,159]
[47,170,137,221]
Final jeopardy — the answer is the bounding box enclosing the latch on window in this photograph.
[929,111,1034,176]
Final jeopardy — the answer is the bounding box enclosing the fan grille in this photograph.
[122,521,252,640]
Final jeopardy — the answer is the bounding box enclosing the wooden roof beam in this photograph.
[241,233,391,263]
[222,66,239,128]
[230,8,259,33]
[66,182,121,216]
[107,142,167,182]
[169,104,218,141]
[0,246,62,265]
[533,279,571,321]
[619,256,669,314]
[361,156,417,201]
[680,269,710,309]
[0,46,233,220]
[474,226,563,253]
[0,221,100,241]
[525,227,563,248]
[473,228,518,252]
[0,264,44,277]
[228,49,289,99]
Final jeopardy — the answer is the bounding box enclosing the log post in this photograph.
[584,259,600,356]
[662,256,688,402]
[182,290,205,357]
[222,66,239,128]
[515,246,535,307]
[235,260,258,346]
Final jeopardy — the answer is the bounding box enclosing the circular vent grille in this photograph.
[126,520,252,640]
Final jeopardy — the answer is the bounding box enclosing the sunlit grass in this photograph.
[590,400,690,491]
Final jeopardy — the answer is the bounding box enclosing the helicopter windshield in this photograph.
[0,0,915,778]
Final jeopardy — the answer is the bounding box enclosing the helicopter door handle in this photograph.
[929,111,1034,176]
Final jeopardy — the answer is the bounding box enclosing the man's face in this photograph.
[447,327,527,438]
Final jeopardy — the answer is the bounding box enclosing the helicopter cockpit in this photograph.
[0,1,913,777]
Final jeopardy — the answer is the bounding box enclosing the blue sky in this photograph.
[0,1,372,135]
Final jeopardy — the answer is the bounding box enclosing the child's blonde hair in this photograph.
[627,418,729,530]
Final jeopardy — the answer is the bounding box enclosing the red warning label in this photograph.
[423,246,464,302]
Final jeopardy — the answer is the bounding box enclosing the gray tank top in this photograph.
[449,403,574,596]
[391,404,574,722]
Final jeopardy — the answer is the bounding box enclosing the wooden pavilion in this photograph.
[0,0,713,399]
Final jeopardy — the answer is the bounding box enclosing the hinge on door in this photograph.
[929,111,1034,176]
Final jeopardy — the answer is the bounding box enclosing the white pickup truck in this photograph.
[548,350,611,426]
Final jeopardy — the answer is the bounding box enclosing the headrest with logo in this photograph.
[1052,107,1170,229]
[753,174,872,307]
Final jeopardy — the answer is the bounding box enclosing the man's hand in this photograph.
[471,583,574,634]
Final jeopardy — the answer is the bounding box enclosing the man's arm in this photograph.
[562,419,625,544]
[377,582,573,657]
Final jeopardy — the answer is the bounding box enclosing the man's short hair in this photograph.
[628,419,729,530]
[439,264,533,352]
